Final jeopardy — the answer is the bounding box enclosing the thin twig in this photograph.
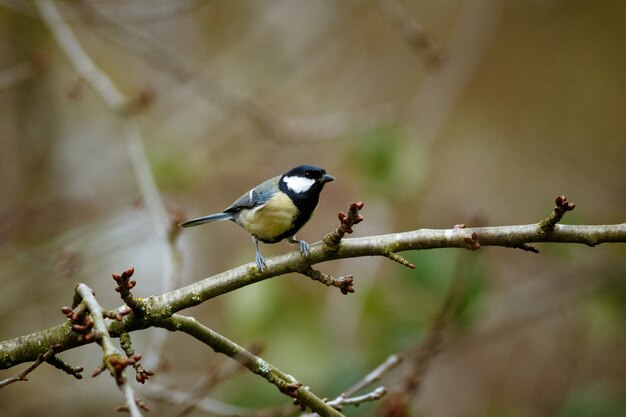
[76,1,289,142]
[538,195,576,234]
[0,344,59,388]
[299,355,403,416]
[75,284,144,417]
[35,0,126,111]
[158,314,344,417]
[300,266,354,295]
[343,354,403,398]
[323,202,365,252]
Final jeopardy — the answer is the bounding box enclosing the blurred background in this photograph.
[0,1,625,416]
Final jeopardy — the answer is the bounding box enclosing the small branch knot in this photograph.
[539,194,576,234]
[463,232,481,251]
[279,381,303,398]
[323,201,365,252]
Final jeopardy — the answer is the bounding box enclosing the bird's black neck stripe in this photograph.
[276,178,321,237]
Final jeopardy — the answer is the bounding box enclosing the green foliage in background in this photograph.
[557,384,626,417]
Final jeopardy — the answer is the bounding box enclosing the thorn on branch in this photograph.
[383,251,416,269]
[301,266,354,295]
[538,195,576,234]
[323,202,365,252]
[463,232,481,251]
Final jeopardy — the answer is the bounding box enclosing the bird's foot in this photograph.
[289,236,310,258]
[299,240,310,257]
[255,252,267,272]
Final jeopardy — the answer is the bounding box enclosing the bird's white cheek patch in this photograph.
[283,176,315,193]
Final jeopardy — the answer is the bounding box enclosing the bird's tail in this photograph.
[179,212,232,228]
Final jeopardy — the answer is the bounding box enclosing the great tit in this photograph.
[179,165,334,271]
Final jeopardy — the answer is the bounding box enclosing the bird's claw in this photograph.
[256,253,267,272]
[299,240,310,258]
[289,236,310,258]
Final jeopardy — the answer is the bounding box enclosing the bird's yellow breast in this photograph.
[238,192,298,242]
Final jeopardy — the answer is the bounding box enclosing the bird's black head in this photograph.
[279,165,334,199]
[271,165,334,242]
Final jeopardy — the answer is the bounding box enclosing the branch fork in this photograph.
[300,202,365,295]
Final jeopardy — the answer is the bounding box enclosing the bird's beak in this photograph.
[321,174,335,183]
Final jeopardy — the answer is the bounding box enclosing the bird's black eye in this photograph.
[304,171,312,178]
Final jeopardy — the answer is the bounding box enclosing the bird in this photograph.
[179,165,335,271]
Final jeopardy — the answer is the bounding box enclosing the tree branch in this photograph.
[1,219,625,369]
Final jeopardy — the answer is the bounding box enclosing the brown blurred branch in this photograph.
[380,256,470,415]
[72,2,395,144]
[406,0,502,147]
[75,1,290,142]
[35,0,181,371]
[0,56,47,91]
[375,0,442,66]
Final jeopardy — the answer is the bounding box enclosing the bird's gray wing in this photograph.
[223,176,280,213]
